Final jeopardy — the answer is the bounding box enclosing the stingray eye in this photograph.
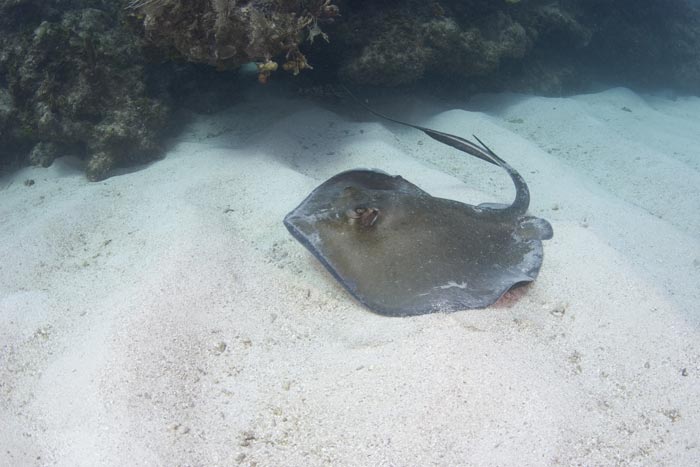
[346,208,363,219]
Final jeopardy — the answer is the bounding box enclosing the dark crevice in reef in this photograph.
[1,0,699,180]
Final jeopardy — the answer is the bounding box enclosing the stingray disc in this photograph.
[284,169,553,316]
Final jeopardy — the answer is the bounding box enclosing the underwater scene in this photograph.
[1,1,699,465]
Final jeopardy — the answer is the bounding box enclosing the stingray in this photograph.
[283,99,553,317]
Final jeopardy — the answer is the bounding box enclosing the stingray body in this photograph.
[284,104,552,316]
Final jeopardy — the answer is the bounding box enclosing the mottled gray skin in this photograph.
[285,167,552,316]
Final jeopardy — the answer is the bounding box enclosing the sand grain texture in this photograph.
[1,88,699,466]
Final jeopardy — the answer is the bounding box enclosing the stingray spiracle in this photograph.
[346,207,380,227]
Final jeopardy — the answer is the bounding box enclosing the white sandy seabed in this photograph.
[1,87,699,466]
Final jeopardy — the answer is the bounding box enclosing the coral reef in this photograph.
[330,1,569,90]
[337,7,530,87]
[128,0,339,78]
[1,0,699,180]
[0,0,169,180]
[330,0,700,94]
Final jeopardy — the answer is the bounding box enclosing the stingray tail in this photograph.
[342,85,530,216]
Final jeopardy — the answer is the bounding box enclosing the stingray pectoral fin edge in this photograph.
[519,216,554,241]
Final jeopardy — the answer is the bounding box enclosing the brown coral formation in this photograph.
[129,0,338,77]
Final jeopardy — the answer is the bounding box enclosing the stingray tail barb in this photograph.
[342,85,530,216]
